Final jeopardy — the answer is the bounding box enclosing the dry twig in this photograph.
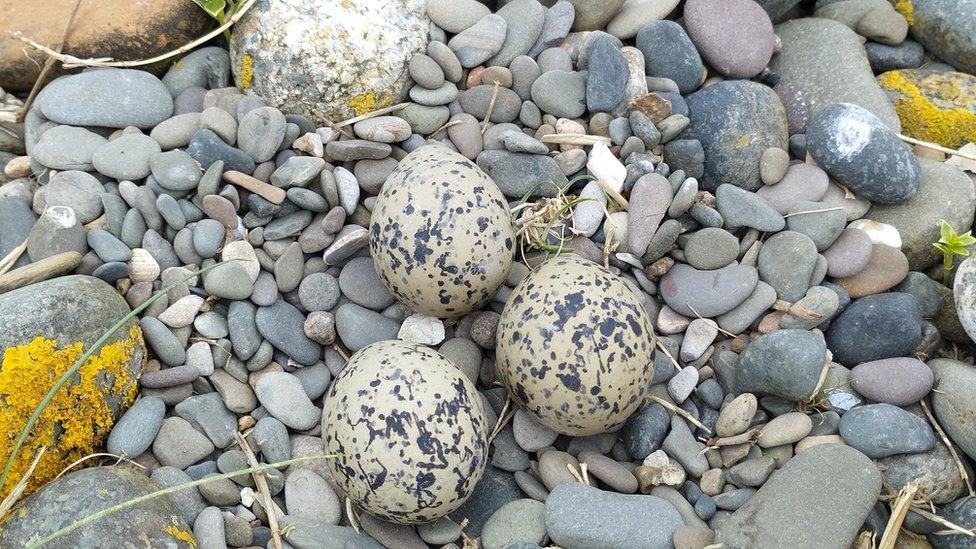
[236,432,283,549]
[648,395,711,434]
[898,134,976,162]
[921,399,975,497]
[17,0,81,122]
[879,482,920,549]
[334,103,409,128]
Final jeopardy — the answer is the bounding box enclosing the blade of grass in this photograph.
[0,261,229,495]
[25,453,338,549]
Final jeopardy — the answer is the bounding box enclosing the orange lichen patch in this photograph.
[893,0,914,26]
[163,524,197,546]
[878,70,976,149]
[239,54,254,91]
[0,326,143,500]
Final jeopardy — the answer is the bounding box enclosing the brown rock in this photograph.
[629,92,673,124]
[0,0,212,92]
[835,244,909,298]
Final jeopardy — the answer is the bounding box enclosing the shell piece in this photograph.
[496,254,656,436]
[322,340,489,524]
[369,144,516,317]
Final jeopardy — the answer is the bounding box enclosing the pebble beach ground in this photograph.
[0,0,975,548]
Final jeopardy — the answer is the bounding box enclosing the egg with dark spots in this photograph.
[369,144,516,317]
[496,254,656,436]
[321,340,489,524]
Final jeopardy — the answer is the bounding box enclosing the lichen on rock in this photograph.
[878,69,976,148]
[229,0,429,124]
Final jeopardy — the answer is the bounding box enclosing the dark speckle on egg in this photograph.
[496,254,657,436]
[322,340,489,524]
[369,144,516,318]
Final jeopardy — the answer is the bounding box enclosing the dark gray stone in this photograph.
[839,403,936,458]
[734,329,826,401]
[825,292,923,366]
[636,20,704,94]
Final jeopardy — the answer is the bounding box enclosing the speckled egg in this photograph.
[369,144,516,317]
[496,254,656,436]
[321,340,490,524]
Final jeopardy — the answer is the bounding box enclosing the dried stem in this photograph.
[921,399,975,497]
[898,134,976,162]
[879,482,919,549]
[0,239,28,275]
[540,134,613,146]
[648,395,711,434]
[334,103,409,128]
[236,432,282,549]
[481,81,501,135]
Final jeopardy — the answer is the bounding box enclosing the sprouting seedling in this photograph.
[933,219,976,285]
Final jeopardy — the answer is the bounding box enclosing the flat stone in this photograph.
[425,0,490,34]
[36,68,173,128]
[255,371,320,430]
[684,227,738,270]
[586,34,628,113]
[448,14,507,68]
[758,412,813,448]
[476,150,568,198]
[715,184,785,232]
[335,303,401,352]
[835,244,909,298]
[530,70,587,119]
[635,20,703,94]
[715,445,881,548]
[839,403,935,458]
[684,0,776,78]
[715,281,777,334]
[153,416,215,469]
[930,358,976,462]
[107,396,166,457]
[32,125,106,171]
[92,134,160,180]
[755,163,829,215]
[285,468,341,525]
[528,1,575,58]
[256,300,320,366]
[489,0,546,67]
[825,292,922,366]
[757,230,819,302]
[628,173,672,256]
[660,263,759,318]
[735,329,827,401]
[608,0,682,40]
[545,483,683,549]
[850,357,933,406]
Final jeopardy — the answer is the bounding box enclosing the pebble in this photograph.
[807,103,920,204]
[715,184,784,232]
[757,230,818,302]
[545,483,683,549]
[734,329,826,401]
[825,292,922,366]
[237,107,286,163]
[662,415,709,477]
[448,14,508,68]
[660,263,759,317]
[715,445,881,548]
[425,0,490,34]
[489,0,546,67]
[482,498,547,549]
[839,403,936,459]
[153,417,215,469]
[335,303,401,352]
[106,396,166,457]
[758,412,812,448]
[759,147,789,185]
[530,70,587,119]
[586,34,629,113]
[32,125,106,171]
[684,228,738,270]
[834,244,908,298]
[92,134,161,180]
[353,116,411,143]
[256,300,320,365]
[628,173,672,256]
[684,0,775,78]
[36,68,173,128]
[850,357,933,406]
[476,150,568,198]
[716,393,757,437]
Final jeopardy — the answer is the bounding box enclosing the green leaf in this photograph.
[193,0,226,21]
[958,233,976,246]
[934,242,950,254]
[941,219,955,243]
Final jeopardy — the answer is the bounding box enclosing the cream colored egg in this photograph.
[496,254,656,436]
[369,144,515,317]
[322,340,489,524]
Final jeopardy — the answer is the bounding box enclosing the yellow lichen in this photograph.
[0,326,143,500]
[878,70,976,149]
[239,54,254,91]
[347,91,393,117]
[893,0,914,26]
[163,524,197,546]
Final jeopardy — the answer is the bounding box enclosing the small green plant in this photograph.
[933,219,976,285]
[193,0,243,40]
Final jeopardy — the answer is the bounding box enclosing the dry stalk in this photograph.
[428,118,462,139]
[17,0,81,122]
[235,432,283,549]
[481,81,501,135]
[782,206,845,218]
[648,395,711,434]
[909,505,976,537]
[55,452,144,479]
[686,304,736,338]
[655,339,681,372]
[0,239,28,275]
[489,398,516,444]
[10,0,257,69]
[879,482,920,549]
[346,498,361,534]
[540,134,613,146]
[921,399,975,497]
[0,446,45,521]
[898,134,976,162]
[334,103,409,128]
[705,429,760,448]
[331,344,351,362]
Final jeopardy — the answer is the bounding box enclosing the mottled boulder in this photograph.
[896,0,976,74]
[0,466,195,548]
[230,0,429,124]
[0,275,145,500]
[681,80,788,192]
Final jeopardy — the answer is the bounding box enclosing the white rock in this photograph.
[656,306,691,335]
[229,0,429,123]
[572,180,607,237]
[586,141,625,193]
[334,167,360,216]
[221,240,261,282]
[293,132,324,157]
[398,314,446,345]
[847,219,902,248]
[680,318,718,362]
[667,366,699,403]
[158,295,205,328]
